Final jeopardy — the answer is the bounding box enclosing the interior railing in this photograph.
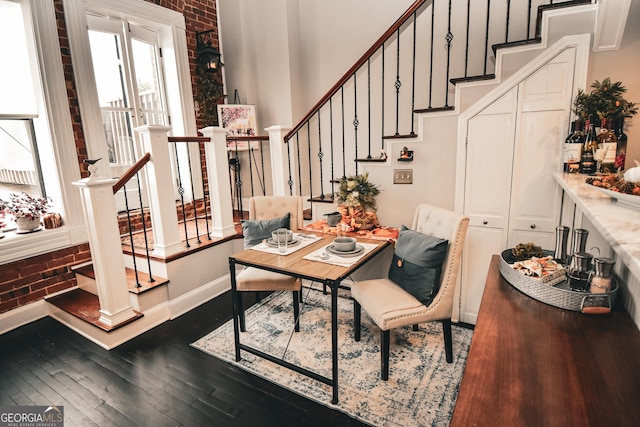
[281,0,588,209]
[113,153,155,288]
[226,135,270,217]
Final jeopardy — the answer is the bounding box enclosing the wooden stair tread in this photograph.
[450,74,496,85]
[382,133,418,140]
[307,195,335,203]
[412,106,455,114]
[46,289,143,332]
[356,157,387,163]
[73,264,169,294]
[492,37,541,54]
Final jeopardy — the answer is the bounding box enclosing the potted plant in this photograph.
[335,172,381,231]
[1,192,51,232]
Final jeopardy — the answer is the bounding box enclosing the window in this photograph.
[0,0,85,263]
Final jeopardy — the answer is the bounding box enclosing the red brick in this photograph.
[0,300,19,314]
[18,289,47,305]
[46,281,76,296]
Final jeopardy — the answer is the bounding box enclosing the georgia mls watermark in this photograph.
[0,406,63,427]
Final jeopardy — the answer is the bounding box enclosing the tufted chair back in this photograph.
[411,204,469,323]
[248,196,304,231]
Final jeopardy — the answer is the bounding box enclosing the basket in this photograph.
[499,249,618,314]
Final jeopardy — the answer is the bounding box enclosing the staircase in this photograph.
[276,0,598,216]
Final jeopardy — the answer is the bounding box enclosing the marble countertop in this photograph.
[554,172,640,280]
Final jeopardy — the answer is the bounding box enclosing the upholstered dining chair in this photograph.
[351,203,469,380]
[235,195,304,332]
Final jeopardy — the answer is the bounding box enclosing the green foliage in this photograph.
[194,58,224,127]
[574,78,637,126]
[336,173,381,209]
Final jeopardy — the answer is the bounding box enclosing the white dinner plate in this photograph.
[326,244,364,257]
[265,237,300,248]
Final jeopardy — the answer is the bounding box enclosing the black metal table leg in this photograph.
[229,258,241,362]
[330,279,339,404]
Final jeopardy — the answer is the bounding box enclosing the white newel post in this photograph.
[73,177,138,327]
[199,126,237,238]
[134,125,184,258]
[266,125,295,196]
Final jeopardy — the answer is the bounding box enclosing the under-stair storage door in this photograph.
[459,88,517,324]
[507,49,574,249]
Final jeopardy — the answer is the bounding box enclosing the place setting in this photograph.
[249,228,320,255]
[303,236,379,267]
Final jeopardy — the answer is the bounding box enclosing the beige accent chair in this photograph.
[351,203,469,380]
[236,196,304,332]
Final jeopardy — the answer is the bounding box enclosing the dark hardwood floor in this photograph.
[0,292,368,427]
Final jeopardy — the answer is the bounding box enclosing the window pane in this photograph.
[132,39,166,126]
[89,30,129,108]
[0,0,37,116]
[0,119,44,201]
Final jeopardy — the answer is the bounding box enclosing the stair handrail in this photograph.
[283,0,429,143]
[113,152,151,194]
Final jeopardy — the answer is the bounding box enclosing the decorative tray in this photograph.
[499,249,617,314]
[590,185,640,210]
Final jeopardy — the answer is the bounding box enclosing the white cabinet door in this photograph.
[459,89,517,323]
[458,49,576,324]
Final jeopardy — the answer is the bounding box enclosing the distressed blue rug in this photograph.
[192,285,473,427]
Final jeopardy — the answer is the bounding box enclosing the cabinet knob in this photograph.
[483,220,488,225]
[530,224,536,229]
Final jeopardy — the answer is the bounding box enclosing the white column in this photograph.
[266,125,294,196]
[200,126,237,238]
[73,177,138,328]
[134,125,184,258]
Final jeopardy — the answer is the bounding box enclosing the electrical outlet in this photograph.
[394,169,413,184]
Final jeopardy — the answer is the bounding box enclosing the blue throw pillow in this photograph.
[241,213,290,249]
[388,225,449,306]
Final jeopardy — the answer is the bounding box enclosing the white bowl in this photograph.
[333,236,356,252]
[272,229,293,243]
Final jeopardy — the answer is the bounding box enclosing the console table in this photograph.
[450,255,640,426]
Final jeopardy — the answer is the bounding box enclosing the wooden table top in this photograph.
[450,255,640,426]
[230,234,391,283]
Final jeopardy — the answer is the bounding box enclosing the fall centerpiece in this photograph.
[335,173,381,231]
[1,192,52,232]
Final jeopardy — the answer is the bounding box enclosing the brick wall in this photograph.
[0,244,91,314]
[0,0,220,316]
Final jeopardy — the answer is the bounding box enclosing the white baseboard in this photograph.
[168,274,230,320]
[0,300,49,335]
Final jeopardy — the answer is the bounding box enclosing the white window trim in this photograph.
[0,0,87,264]
[63,0,197,181]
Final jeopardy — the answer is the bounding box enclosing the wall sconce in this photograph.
[196,30,223,72]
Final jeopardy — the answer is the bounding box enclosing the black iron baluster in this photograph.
[185,142,201,244]
[173,142,190,248]
[394,28,401,136]
[381,43,385,142]
[233,143,243,217]
[341,86,346,178]
[307,121,313,202]
[286,137,294,196]
[367,58,372,159]
[317,111,325,199]
[122,183,141,288]
[329,97,335,198]
[410,11,417,136]
[444,0,454,108]
[353,72,359,174]
[296,133,302,196]
[258,138,266,195]
[135,171,155,282]
[505,0,511,42]
[248,141,255,197]
[465,0,471,77]
[526,0,533,40]
[484,0,491,75]
[428,0,435,108]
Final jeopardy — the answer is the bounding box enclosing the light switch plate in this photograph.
[394,169,413,184]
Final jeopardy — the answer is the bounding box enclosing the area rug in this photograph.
[191,285,473,427]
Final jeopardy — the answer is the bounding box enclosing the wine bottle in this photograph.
[563,121,583,173]
[600,119,617,173]
[579,121,597,175]
[613,116,627,171]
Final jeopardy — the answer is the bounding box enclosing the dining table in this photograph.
[228,232,392,404]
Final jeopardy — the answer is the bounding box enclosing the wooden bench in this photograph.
[451,255,640,426]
